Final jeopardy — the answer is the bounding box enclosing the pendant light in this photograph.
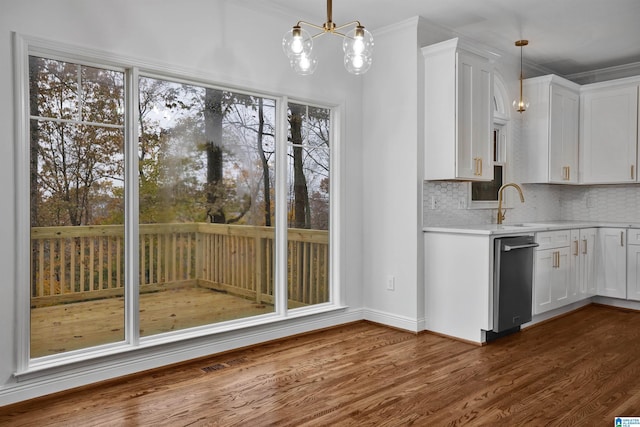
[282,0,374,75]
[513,39,529,113]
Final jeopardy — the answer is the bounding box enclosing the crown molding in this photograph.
[565,61,640,84]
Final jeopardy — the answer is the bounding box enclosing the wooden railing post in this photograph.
[195,225,202,284]
[255,235,263,304]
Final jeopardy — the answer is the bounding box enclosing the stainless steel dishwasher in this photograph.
[489,235,539,340]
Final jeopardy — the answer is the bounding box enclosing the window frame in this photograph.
[14,33,343,375]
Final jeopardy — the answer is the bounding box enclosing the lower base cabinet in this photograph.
[533,230,572,315]
[573,228,597,298]
[597,228,627,299]
[627,229,640,301]
[534,245,571,315]
[534,228,596,315]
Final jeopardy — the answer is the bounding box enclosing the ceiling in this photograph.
[263,0,640,78]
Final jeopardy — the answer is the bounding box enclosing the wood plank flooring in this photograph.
[3,304,640,426]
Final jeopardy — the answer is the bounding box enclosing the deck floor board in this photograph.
[31,287,273,357]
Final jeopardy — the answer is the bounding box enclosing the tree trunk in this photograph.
[289,104,309,229]
[256,98,271,226]
[204,88,226,223]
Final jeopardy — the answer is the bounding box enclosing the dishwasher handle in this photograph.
[503,242,539,252]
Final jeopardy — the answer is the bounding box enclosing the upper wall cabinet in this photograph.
[580,82,639,184]
[422,38,495,181]
[521,75,580,184]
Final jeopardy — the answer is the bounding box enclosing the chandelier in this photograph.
[282,0,374,75]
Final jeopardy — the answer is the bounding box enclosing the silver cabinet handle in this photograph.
[503,243,539,251]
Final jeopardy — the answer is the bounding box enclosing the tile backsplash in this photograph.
[423,181,640,226]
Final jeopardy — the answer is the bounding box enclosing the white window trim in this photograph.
[13,32,344,376]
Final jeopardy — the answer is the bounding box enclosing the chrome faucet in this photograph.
[497,183,525,224]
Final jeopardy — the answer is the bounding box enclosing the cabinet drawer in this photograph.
[629,228,640,246]
[535,229,572,250]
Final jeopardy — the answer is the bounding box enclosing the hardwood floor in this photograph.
[3,304,640,426]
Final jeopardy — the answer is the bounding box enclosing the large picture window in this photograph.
[21,43,336,364]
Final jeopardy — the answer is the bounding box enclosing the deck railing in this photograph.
[30,223,329,308]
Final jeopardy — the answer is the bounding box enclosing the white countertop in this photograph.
[423,221,640,236]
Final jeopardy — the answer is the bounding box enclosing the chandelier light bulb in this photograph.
[513,98,530,113]
[291,51,318,75]
[343,26,374,58]
[283,26,312,59]
[344,52,372,75]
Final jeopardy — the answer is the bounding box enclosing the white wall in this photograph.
[0,0,364,405]
[361,18,425,330]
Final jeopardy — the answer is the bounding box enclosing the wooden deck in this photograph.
[5,304,640,425]
[31,287,274,357]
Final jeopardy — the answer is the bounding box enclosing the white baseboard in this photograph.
[523,299,592,329]
[362,308,422,332]
[592,296,640,311]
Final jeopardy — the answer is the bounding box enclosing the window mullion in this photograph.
[275,97,289,316]
[125,67,140,346]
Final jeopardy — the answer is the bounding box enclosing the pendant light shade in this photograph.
[513,39,529,113]
[283,0,374,75]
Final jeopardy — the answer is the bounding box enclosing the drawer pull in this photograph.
[582,239,587,255]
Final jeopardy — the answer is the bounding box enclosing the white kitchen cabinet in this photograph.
[534,230,572,314]
[570,228,597,299]
[627,229,640,301]
[422,38,494,181]
[597,228,627,298]
[521,75,580,184]
[580,84,638,184]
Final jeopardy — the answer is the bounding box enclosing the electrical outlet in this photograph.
[386,275,395,291]
[458,199,466,209]
[431,196,438,209]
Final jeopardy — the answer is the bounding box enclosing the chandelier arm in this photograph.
[329,30,349,39]
[297,20,327,32]
[333,20,363,32]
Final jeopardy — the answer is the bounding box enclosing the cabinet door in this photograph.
[549,85,579,183]
[580,228,597,297]
[627,245,640,301]
[570,230,580,301]
[597,228,627,298]
[534,247,571,314]
[581,86,638,183]
[456,51,493,180]
[534,249,554,314]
